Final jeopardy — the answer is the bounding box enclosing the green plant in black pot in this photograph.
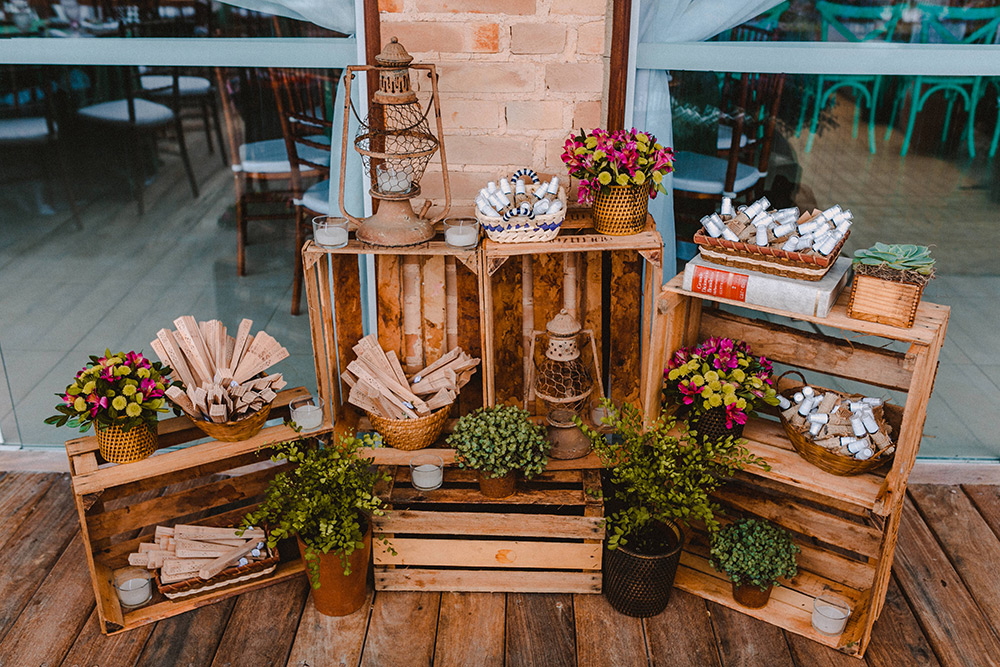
[710,517,800,609]
[578,400,768,617]
[446,404,549,499]
[241,435,390,617]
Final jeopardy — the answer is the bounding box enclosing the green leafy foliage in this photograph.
[446,405,550,479]
[241,435,390,588]
[710,518,800,591]
[853,243,935,275]
[577,401,769,553]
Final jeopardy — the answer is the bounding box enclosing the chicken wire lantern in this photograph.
[528,310,604,415]
[338,37,452,247]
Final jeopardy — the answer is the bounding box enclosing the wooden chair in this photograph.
[215,67,331,279]
[0,65,80,226]
[270,67,339,315]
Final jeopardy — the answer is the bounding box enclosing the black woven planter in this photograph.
[602,521,685,618]
[690,405,744,442]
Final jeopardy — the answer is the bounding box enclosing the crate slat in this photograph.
[389,486,585,507]
[374,510,604,540]
[376,538,601,570]
[375,569,602,593]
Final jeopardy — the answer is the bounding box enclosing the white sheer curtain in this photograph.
[217,0,355,34]
[632,0,783,277]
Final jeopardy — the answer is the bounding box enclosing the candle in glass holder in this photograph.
[410,453,443,491]
[376,166,412,193]
[114,567,152,608]
[312,216,349,249]
[444,218,479,249]
[812,595,851,636]
[289,396,323,431]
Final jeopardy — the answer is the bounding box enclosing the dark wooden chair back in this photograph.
[268,68,338,196]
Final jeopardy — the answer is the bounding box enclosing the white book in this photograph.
[682,255,852,318]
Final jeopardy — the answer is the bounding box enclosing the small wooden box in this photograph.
[847,274,925,329]
[372,465,604,593]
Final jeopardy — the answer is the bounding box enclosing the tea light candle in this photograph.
[312,217,349,249]
[376,166,411,193]
[812,595,851,636]
[289,396,323,431]
[444,218,479,249]
[410,453,444,491]
[114,567,152,608]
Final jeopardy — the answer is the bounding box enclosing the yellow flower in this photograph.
[704,371,719,383]
[633,171,647,185]
[691,374,705,386]
[722,383,736,395]
[708,394,723,407]
[708,380,721,392]
[67,385,81,396]
[751,377,763,388]
[122,384,137,397]
[616,173,630,186]
[701,387,713,399]
[125,403,142,417]
[598,171,612,186]
[115,365,131,376]
[134,393,144,404]
[723,394,736,406]
[736,398,747,410]
[83,381,96,395]
[73,397,87,412]
[112,396,127,411]
[732,368,746,383]
[137,368,150,379]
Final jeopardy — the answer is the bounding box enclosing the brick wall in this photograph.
[378,0,612,209]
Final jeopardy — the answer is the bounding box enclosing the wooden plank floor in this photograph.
[2,472,1000,666]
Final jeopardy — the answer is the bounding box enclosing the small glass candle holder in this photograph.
[289,396,323,432]
[812,594,851,636]
[114,567,152,609]
[312,216,349,249]
[443,217,479,249]
[409,453,444,491]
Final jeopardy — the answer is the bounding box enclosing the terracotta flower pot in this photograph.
[477,470,516,498]
[732,581,773,609]
[298,523,371,617]
[96,423,157,464]
[602,520,684,618]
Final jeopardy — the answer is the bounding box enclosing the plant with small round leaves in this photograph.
[446,405,549,479]
[710,518,800,591]
[241,434,391,587]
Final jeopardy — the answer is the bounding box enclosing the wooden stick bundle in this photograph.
[151,318,288,423]
[342,335,480,420]
[125,524,269,585]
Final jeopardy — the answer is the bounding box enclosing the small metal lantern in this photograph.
[338,38,452,247]
[528,310,604,414]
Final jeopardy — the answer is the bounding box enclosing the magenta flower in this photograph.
[725,403,748,429]
[86,393,108,417]
[677,381,700,405]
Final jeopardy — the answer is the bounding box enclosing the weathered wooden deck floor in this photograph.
[1,471,999,666]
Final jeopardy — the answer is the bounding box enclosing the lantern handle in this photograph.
[338,67,363,226]
[582,329,606,402]
[412,64,451,224]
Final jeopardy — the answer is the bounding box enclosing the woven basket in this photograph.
[367,407,449,451]
[602,520,684,617]
[778,373,893,476]
[476,183,567,243]
[694,227,850,281]
[847,274,925,329]
[187,403,272,443]
[592,184,650,236]
[156,542,279,600]
[96,423,157,464]
[689,405,745,443]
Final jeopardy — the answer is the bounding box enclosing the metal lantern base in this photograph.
[356,198,435,247]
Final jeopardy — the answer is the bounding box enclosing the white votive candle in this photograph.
[444,218,479,249]
[114,567,152,608]
[410,453,444,491]
[812,595,851,636]
[376,166,412,193]
[289,397,323,431]
[312,217,349,249]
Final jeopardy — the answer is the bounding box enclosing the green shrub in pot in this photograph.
[710,517,799,607]
[446,404,550,480]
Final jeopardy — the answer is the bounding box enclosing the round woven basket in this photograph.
[96,423,157,464]
[602,520,684,617]
[689,405,744,443]
[476,183,567,243]
[778,373,893,476]
[592,184,650,236]
[367,407,449,451]
[191,403,272,443]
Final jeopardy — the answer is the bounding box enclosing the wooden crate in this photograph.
[481,209,663,417]
[847,274,925,329]
[301,229,483,442]
[64,387,317,635]
[372,465,604,593]
[642,274,949,658]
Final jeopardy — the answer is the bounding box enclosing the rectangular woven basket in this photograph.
[694,228,849,281]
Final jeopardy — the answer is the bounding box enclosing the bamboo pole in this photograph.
[522,255,535,410]
[402,256,423,373]
[445,256,459,353]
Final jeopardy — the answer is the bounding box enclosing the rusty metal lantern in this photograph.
[338,37,451,246]
[528,310,604,414]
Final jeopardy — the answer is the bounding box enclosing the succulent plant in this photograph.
[853,243,935,276]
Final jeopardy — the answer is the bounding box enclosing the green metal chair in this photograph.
[885,4,1000,158]
[798,2,904,155]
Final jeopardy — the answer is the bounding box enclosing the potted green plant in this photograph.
[578,400,768,617]
[45,350,178,463]
[663,337,779,442]
[561,127,674,235]
[446,404,549,499]
[849,243,935,328]
[241,435,390,616]
[710,518,800,609]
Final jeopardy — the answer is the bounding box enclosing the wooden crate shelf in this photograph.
[642,274,949,658]
[64,387,322,636]
[372,465,604,593]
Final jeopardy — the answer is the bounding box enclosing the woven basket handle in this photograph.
[776,369,807,394]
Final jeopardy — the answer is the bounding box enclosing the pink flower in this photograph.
[725,403,747,429]
[678,381,700,405]
[63,394,75,406]
[86,393,108,417]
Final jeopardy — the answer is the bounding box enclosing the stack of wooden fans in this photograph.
[151,317,288,423]
[344,335,479,419]
[127,524,270,584]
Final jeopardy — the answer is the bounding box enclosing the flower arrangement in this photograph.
[46,350,178,433]
[710,518,800,591]
[663,337,779,429]
[561,128,675,205]
[446,405,549,479]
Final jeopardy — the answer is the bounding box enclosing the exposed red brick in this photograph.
[506,101,566,130]
[415,0,536,14]
[545,63,604,93]
[510,23,566,54]
[573,100,602,128]
[550,0,606,16]
[576,21,605,55]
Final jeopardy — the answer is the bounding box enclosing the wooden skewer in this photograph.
[174,525,264,541]
[199,539,263,580]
